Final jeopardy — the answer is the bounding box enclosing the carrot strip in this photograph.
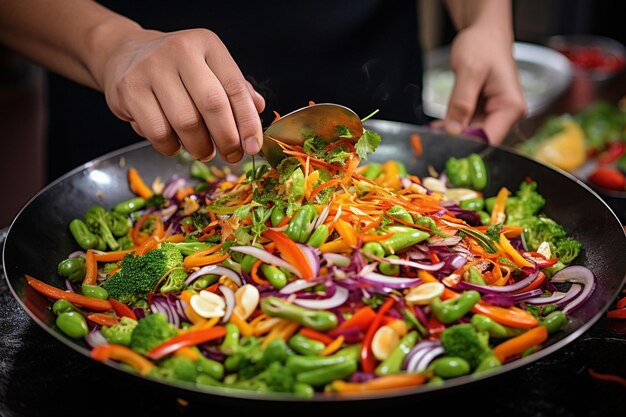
[83,249,98,285]
[490,187,510,225]
[410,133,423,157]
[164,233,186,243]
[134,235,160,256]
[319,238,351,254]
[128,167,154,199]
[94,248,135,262]
[262,230,313,279]
[310,178,341,200]
[250,259,271,286]
[492,326,548,363]
[329,374,427,394]
[300,328,334,345]
[321,335,344,356]
[25,274,112,311]
[91,344,155,374]
[334,218,357,247]
[86,312,120,327]
[229,313,254,337]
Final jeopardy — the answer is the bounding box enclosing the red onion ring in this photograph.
[456,269,540,294]
[279,279,319,295]
[219,285,235,323]
[293,286,349,310]
[359,271,422,289]
[230,245,301,278]
[184,265,242,286]
[550,266,596,313]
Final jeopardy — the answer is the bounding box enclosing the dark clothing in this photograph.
[46,0,425,181]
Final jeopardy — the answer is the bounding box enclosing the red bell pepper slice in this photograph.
[146,326,226,360]
[360,297,395,373]
[25,274,112,311]
[109,298,138,320]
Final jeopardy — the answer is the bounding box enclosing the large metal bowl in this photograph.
[3,120,625,406]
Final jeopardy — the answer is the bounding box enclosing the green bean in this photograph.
[260,264,287,289]
[219,323,240,355]
[387,205,413,224]
[293,382,315,398]
[381,229,430,254]
[477,210,491,225]
[81,284,109,300]
[470,314,524,338]
[57,257,86,283]
[197,355,225,380]
[295,358,357,386]
[459,197,485,212]
[473,355,501,374]
[69,219,98,250]
[285,204,317,243]
[431,291,480,324]
[307,224,329,248]
[285,345,361,374]
[113,197,146,214]
[288,333,326,356]
[362,241,385,260]
[468,154,488,190]
[192,275,219,291]
[56,311,88,339]
[376,331,418,376]
[241,254,258,274]
[379,255,400,276]
[541,311,567,334]
[52,299,78,315]
[432,356,471,378]
[271,205,286,227]
[261,297,338,331]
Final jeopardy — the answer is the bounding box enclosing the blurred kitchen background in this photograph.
[1,0,625,226]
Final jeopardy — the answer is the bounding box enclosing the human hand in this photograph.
[442,26,526,145]
[95,28,265,163]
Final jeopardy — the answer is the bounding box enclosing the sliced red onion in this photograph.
[68,250,86,259]
[219,285,235,323]
[512,288,545,301]
[158,204,179,222]
[230,245,301,278]
[293,286,348,310]
[404,341,443,372]
[456,269,540,294]
[279,279,319,294]
[163,176,186,199]
[555,284,583,308]
[84,328,108,348]
[524,291,568,305]
[297,244,321,277]
[155,297,180,327]
[323,253,351,267]
[407,250,429,261]
[400,177,412,188]
[64,279,75,292]
[550,266,596,313]
[185,265,243,286]
[359,271,421,289]
[364,253,446,272]
[448,254,469,270]
[313,203,331,229]
[414,346,445,372]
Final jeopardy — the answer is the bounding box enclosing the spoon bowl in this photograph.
[261,103,363,168]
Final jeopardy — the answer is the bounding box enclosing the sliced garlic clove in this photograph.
[234,284,259,320]
[190,290,226,318]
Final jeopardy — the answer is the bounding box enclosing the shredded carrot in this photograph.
[300,328,334,345]
[128,167,154,199]
[492,325,548,363]
[410,133,423,157]
[134,235,160,256]
[94,248,135,263]
[91,344,155,374]
[334,218,357,247]
[329,373,428,394]
[250,259,271,286]
[83,249,98,285]
[321,335,345,356]
[229,313,254,337]
[310,178,341,200]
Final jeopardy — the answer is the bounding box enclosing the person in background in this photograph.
[0,0,525,181]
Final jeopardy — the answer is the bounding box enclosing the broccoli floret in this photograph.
[101,244,183,304]
[552,238,582,264]
[129,312,177,355]
[440,323,492,369]
[145,193,167,209]
[160,268,188,293]
[100,316,138,346]
[149,356,198,384]
[230,362,295,394]
[84,204,119,250]
[505,181,545,224]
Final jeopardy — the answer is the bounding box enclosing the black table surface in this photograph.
[1,229,625,417]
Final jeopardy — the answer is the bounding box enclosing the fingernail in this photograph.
[243,136,261,154]
[444,120,463,135]
[225,150,243,163]
[200,148,216,162]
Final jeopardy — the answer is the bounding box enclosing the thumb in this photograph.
[444,68,483,135]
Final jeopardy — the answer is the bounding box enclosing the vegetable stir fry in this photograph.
[24,122,594,397]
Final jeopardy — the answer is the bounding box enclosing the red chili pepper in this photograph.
[588,166,626,191]
[360,297,395,373]
[109,298,137,320]
[616,296,626,310]
[146,326,226,360]
[607,308,626,319]
[588,367,626,388]
[426,316,445,337]
[525,252,560,268]
[597,143,626,164]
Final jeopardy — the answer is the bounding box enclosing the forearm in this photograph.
[444,0,513,42]
[0,0,142,90]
